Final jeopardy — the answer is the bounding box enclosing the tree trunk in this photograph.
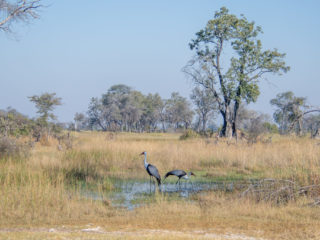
[220,107,233,138]
[297,117,303,136]
[161,121,166,132]
[232,99,241,139]
[312,127,320,139]
[202,114,207,133]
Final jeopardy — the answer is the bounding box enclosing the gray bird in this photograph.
[164,170,195,188]
[140,151,161,190]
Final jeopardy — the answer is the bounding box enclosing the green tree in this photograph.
[87,97,108,131]
[0,107,32,137]
[28,92,62,140]
[304,114,320,138]
[184,7,289,138]
[141,93,164,132]
[270,91,307,135]
[29,93,62,123]
[74,112,87,131]
[190,87,217,133]
[166,92,194,130]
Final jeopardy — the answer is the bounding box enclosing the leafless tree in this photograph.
[0,0,43,33]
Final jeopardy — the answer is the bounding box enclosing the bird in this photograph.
[164,170,196,188]
[140,151,161,191]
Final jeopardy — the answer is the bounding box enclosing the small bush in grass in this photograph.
[179,129,199,140]
[0,137,29,159]
[102,178,114,191]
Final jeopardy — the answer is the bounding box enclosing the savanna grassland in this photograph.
[1,132,320,239]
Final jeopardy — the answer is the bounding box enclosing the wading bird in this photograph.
[140,151,161,191]
[164,170,195,188]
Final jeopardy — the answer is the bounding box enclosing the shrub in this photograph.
[0,137,29,159]
[179,129,199,140]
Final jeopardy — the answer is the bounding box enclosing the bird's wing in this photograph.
[164,170,186,179]
[147,164,161,180]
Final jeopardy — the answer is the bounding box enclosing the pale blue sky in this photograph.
[1,0,320,122]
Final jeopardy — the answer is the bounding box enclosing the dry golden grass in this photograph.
[27,131,320,184]
[1,132,320,239]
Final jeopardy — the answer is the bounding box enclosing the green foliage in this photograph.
[191,87,217,132]
[27,93,63,142]
[88,84,193,132]
[102,178,114,191]
[166,92,194,130]
[0,108,32,137]
[186,7,289,137]
[270,91,307,135]
[28,92,62,124]
[263,122,279,134]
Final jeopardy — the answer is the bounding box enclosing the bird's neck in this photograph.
[144,154,148,169]
[185,172,193,179]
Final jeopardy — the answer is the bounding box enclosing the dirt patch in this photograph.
[0,227,264,240]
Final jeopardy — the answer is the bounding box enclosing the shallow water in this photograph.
[84,180,246,210]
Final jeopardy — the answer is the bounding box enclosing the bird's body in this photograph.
[164,169,195,187]
[164,170,188,180]
[146,164,161,186]
[140,152,161,189]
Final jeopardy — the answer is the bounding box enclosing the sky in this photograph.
[1,0,320,123]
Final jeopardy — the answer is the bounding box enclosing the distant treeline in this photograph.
[70,84,320,140]
[1,87,320,144]
[78,84,194,133]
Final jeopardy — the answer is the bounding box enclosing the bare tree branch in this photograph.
[0,0,43,33]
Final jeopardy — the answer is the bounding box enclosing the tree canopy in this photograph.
[184,7,289,138]
[28,92,62,124]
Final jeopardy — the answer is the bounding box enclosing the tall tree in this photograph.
[87,97,108,131]
[304,114,320,138]
[166,92,194,130]
[28,92,62,140]
[141,93,163,132]
[28,92,62,124]
[0,0,43,33]
[190,86,217,133]
[270,91,307,135]
[74,112,87,131]
[184,7,289,138]
[102,84,132,131]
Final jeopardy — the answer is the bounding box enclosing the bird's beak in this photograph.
[191,172,196,176]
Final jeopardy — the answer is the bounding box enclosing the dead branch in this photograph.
[0,0,43,33]
[241,179,320,205]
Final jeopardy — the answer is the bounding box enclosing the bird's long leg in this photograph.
[174,178,179,191]
[149,176,152,193]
